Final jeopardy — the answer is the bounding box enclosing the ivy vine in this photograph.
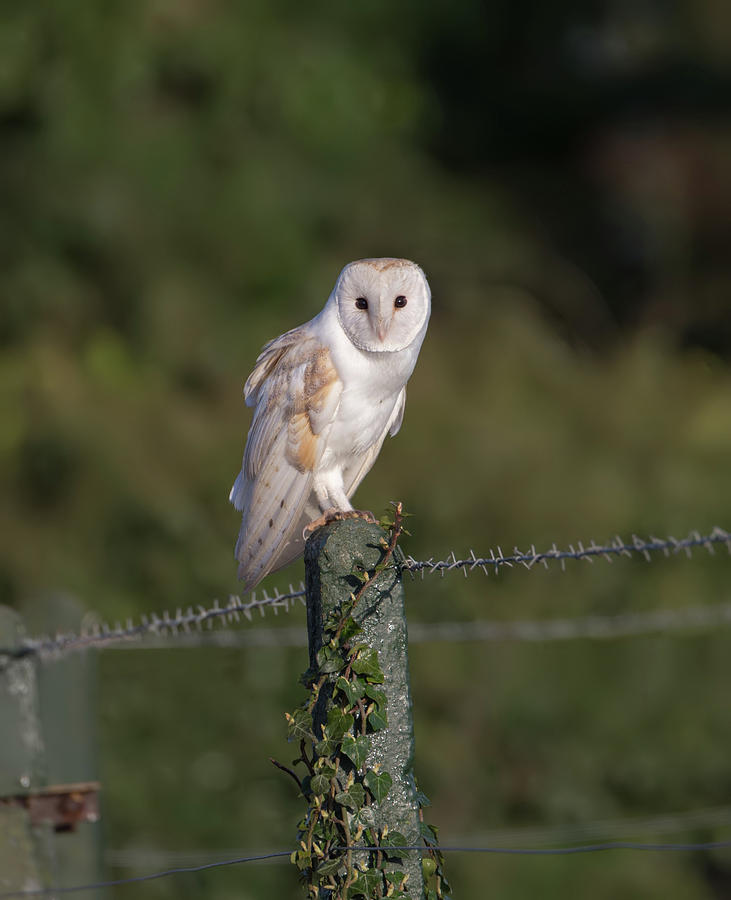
[272,503,452,899]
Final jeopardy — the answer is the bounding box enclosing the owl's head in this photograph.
[332,258,431,353]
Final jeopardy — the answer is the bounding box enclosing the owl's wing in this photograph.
[230,325,343,591]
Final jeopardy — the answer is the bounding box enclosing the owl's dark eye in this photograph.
[355,297,368,310]
[394,295,407,308]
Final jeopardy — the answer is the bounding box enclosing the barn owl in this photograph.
[229,258,431,591]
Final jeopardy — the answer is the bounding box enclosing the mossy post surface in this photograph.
[304,516,424,896]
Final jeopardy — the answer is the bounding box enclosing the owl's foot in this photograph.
[303,508,377,539]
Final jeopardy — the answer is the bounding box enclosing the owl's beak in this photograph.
[375,318,389,342]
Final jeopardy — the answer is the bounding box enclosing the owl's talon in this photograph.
[352,509,377,524]
[303,508,377,539]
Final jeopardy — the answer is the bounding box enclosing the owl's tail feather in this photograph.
[234,461,314,593]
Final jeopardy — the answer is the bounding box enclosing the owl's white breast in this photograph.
[314,302,425,461]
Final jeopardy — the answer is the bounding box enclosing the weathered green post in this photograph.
[303,515,425,896]
[0,606,51,896]
[0,603,102,898]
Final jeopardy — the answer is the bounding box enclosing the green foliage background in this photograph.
[1,2,730,897]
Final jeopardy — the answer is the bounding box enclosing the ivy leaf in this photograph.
[420,821,439,843]
[364,686,387,709]
[341,733,369,768]
[315,736,338,757]
[338,616,362,643]
[292,848,312,870]
[347,782,365,808]
[385,870,407,887]
[316,646,342,674]
[381,830,409,861]
[415,789,431,808]
[351,647,384,682]
[326,707,352,740]
[350,869,382,894]
[324,610,345,634]
[314,856,342,878]
[381,830,407,849]
[336,675,366,707]
[334,790,353,810]
[364,769,392,804]
[422,856,437,880]
[368,707,388,732]
[286,708,313,742]
[310,773,331,795]
[334,782,365,811]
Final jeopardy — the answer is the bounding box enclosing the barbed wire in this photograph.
[98,601,731,650]
[402,526,731,577]
[0,584,306,665]
[2,837,731,897]
[2,528,728,664]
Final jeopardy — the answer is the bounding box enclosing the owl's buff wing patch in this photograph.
[230,327,342,590]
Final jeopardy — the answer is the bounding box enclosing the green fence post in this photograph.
[304,516,425,896]
[35,593,102,897]
[0,605,51,896]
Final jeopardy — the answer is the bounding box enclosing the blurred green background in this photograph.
[1,1,731,897]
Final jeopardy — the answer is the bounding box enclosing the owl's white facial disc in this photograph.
[333,258,431,353]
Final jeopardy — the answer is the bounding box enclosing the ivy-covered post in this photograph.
[283,507,427,898]
[308,514,424,892]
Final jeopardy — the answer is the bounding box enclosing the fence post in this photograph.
[0,605,51,895]
[35,593,102,896]
[304,515,425,895]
